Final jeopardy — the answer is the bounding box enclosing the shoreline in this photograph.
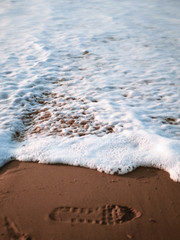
[0,161,180,240]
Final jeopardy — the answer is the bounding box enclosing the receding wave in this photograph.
[0,0,180,181]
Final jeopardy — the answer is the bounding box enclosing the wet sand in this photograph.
[0,161,180,240]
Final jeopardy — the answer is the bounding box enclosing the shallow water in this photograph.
[0,0,180,181]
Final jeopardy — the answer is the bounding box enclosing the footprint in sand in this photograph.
[49,204,141,225]
[4,216,32,240]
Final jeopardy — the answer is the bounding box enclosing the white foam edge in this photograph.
[12,130,180,182]
[0,131,17,167]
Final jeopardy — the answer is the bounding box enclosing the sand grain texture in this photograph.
[0,161,180,240]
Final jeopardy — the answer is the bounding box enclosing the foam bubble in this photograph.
[15,131,180,181]
[0,0,180,181]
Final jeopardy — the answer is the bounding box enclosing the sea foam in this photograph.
[0,0,180,181]
[15,131,180,181]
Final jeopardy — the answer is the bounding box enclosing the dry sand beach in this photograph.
[0,161,180,240]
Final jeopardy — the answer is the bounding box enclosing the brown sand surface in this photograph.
[0,161,180,240]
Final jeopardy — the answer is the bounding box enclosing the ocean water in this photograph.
[0,0,180,181]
